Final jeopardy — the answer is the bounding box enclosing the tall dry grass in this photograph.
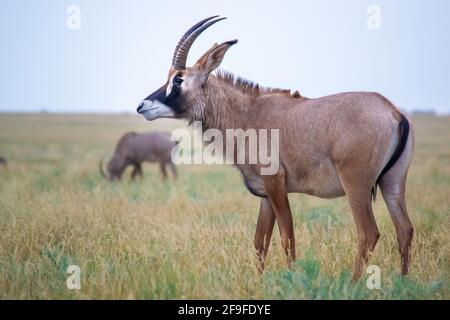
[0,113,448,299]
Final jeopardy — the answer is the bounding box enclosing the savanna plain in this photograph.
[0,113,448,299]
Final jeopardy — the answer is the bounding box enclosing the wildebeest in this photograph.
[137,16,414,281]
[0,156,6,166]
[99,131,178,181]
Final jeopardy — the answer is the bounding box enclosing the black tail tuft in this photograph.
[371,115,410,202]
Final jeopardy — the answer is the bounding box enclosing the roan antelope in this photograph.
[99,131,178,181]
[136,16,414,280]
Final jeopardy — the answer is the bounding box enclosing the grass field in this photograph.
[0,113,448,299]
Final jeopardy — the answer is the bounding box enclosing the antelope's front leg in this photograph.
[263,174,296,267]
[254,198,276,272]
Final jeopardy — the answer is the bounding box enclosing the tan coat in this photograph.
[137,16,414,280]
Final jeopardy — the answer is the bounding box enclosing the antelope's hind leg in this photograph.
[379,124,414,275]
[338,167,380,281]
[159,162,168,181]
[380,176,413,275]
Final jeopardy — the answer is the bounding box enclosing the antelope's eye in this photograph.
[174,76,183,85]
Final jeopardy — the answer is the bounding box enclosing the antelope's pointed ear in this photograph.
[194,39,238,75]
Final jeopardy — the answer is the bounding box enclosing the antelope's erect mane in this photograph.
[214,70,303,98]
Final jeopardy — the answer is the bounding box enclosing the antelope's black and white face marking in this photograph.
[137,72,186,121]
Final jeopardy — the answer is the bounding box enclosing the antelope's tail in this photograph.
[371,114,410,202]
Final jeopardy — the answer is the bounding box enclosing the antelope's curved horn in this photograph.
[172,16,218,64]
[172,16,226,70]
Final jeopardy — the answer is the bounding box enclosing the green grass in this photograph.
[0,113,449,299]
[263,254,445,299]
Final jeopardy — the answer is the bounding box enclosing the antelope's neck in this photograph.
[200,78,254,133]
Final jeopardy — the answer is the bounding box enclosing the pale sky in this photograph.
[0,0,449,114]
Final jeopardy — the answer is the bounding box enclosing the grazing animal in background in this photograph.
[136,16,414,281]
[99,131,178,181]
[0,156,6,166]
